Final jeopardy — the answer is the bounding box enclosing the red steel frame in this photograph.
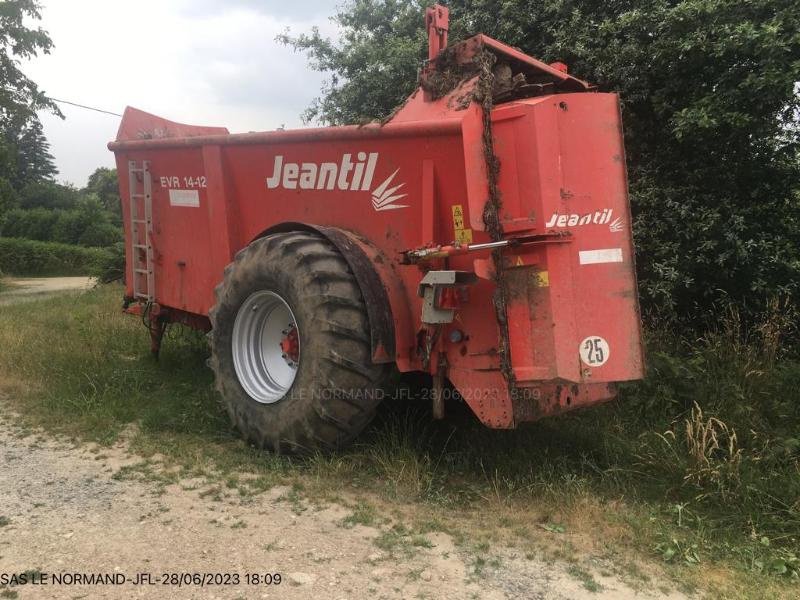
[109,7,644,428]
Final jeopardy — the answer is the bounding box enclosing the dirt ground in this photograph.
[0,277,95,306]
[0,414,691,600]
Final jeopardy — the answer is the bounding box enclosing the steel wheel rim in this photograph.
[232,290,299,404]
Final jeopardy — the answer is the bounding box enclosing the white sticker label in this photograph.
[169,189,200,207]
[579,248,623,265]
[580,336,610,367]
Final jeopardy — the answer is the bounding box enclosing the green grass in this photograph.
[567,565,602,592]
[340,501,380,528]
[0,284,798,598]
[373,523,434,557]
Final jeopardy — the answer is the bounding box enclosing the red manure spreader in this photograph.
[110,5,644,452]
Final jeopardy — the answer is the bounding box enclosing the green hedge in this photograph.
[0,237,114,277]
[0,206,122,247]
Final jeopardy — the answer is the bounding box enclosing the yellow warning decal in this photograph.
[515,256,524,267]
[452,204,465,230]
[455,228,473,244]
[534,271,550,287]
[452,205,471,244]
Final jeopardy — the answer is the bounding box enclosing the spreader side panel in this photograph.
[492,93,644,384]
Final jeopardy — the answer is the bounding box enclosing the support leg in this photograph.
[149,317,167,358]
[432,352,447,420]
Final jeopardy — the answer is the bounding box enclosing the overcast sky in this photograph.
[24,0,341,186]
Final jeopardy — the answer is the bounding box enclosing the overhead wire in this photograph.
[47,97,122,117]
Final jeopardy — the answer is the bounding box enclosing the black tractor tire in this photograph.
[209,231,389,453]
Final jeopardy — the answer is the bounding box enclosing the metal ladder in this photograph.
[128,160,154,302]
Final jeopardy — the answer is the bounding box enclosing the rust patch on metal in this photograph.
[420,45,481,100]
[468,52,516,394]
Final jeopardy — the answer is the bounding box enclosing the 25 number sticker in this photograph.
[579,336,610,367]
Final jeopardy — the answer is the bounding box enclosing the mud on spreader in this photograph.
[109,5,644,452]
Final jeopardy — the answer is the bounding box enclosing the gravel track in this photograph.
[0,278,95,306]
[0,414,691,599]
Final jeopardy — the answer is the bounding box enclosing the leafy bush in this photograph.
[91,241,125,283]
[0,237,113,276]
[619,301,800,536]
[1,207,59,240]
[18,180,80,210]
[78,220,121,247]
[0,199,122,247]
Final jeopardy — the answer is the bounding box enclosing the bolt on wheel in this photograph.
[231,290,299,403]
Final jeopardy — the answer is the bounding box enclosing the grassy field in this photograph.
[0,284,797,598]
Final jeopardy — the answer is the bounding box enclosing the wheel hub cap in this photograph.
[279,326,300,364]
[232,290,299,404]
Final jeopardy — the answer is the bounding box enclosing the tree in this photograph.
[0,1,61,193]
[282,0,800,319]
[277,0,429,125]
[0,176,16,218]
[18,180,79,210]
[2,116,56,188]
[0,0,60,126]
[85,167,121,222]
